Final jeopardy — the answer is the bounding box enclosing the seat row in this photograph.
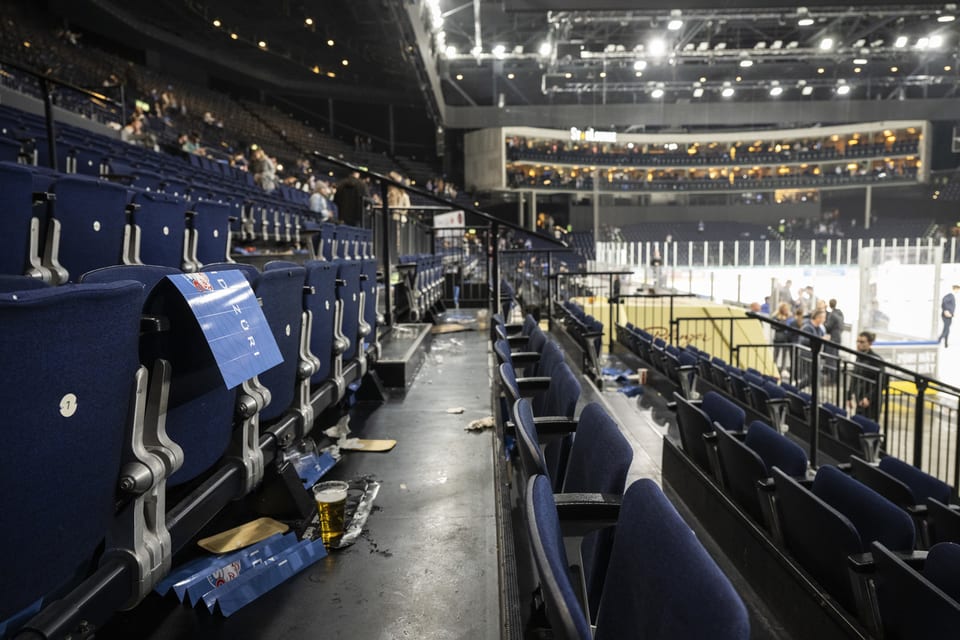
[0,162,329,284]
[397,254,445,322]
[491,313,751,638]
[0,239,381,636]
[553,300,604,384]
[672,386,960,637]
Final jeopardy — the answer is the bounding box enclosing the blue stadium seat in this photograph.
[0,281,143,625]
[52,175,132,282]
[129,191,191,270]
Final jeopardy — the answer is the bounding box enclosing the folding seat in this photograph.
[870,541,960,639]
[0,162,50,280]
[835,414,882,461]
[0,135,20,162]
[715,420,808,526]
[674,392,717,473]
[256,262,317,432]
[500,361,580,491]
[0,280,163,630]
[513,399,632,623]
[818,402,847,438]
[303,260,346,397]
[772,465,916,614]
[190,200,235,267]
[701,390,746,433]
[748,380,790,433]
[128,191,192,270]
[850,454,953,546]
[525,475,751,640]
[47,175,132,283]
[335,259,366,366]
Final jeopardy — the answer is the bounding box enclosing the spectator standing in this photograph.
[824,299,844,345]
[334,171,367,228]
[848,331,883,420]
[938,285,959,348]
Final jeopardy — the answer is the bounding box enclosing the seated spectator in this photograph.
[309,181,335,222]
[251,147,277,193]
[121,116,157,150]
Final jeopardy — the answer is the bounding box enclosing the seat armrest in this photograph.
[509,351,540,366]
[516,376,552,394]
[556,492,622,537]
[506,335,527,347]
[532,416,579,438]
[848,549,928,573]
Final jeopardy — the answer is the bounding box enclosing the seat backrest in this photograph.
[772,466,864,611]
[192,200,233,266]
[525,474,592,640]
[702,390,746,432]
[561,402,632,621]
[715,426,769,524]
[336,260,363,361]
[744,420,808,477]
[879,456,953,506]
[0,281,143,621]
[543,362,580,418]
[674,393,714,471]
[513,398,549,481]
[131,191,189,269]
[303,260,339,384]
[257,262,307,422]
[849,456,916,510]
[0,275,50,292]
[141,276,240,486]
[79,264,180,308]
[813,465,916,553]
[850,414,880,433]
[0,162,39,276]
[493,338,513,368]
[593,479,751,640]
[927,498,960,545]
[872,541,960,640]
[54,175,131,280]
[360,257,378,343]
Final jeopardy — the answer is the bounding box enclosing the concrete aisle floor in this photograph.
[99,329,500,640]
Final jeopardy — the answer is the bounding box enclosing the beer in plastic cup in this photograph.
[313,480,349,547]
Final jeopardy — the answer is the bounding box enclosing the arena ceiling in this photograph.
[58,1,960,131]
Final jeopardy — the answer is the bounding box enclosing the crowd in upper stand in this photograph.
[0,5,467,214]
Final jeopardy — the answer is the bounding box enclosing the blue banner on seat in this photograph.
[166,271,283,389]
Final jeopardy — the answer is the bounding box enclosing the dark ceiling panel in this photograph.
[504,0,911,9]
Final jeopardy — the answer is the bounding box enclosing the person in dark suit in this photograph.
[939,285,960,348]
[848,331,883,420]
[823,299,844,383]
[334,171,368,228]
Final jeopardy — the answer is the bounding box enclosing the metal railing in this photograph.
[617,296,960,489]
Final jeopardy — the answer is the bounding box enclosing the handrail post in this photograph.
[380,182,393,328]
[546,251,553,330]
[669,295,676,344]
[728,319,735,363]
[608,273,615,352]
[40,77,58,171]
[913,378,928,469]
[492,222,501,318]
[809,340,822,469]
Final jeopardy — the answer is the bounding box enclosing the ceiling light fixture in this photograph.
[648,38,667,56]
[939,15,956,23]
[455,74,463,80]
[634,60,647,71]
[341,59,349,66]
[692,87,704,98]
[304,18,313,26]
[507,73,515,79]
[667,19,683,31]
[258,40,267,49]
[770,86,784,96]
[895,35,908,48]
[327,39,335,47]
[739,59,754,68]
[721,87,735,98]
[798,18,815,26]
[492,44,507,58]
[837,84,851,95]
[445,45,457,57]
[212,19,221,27]
[819,37,834,50]
[890,65,899,72]
[802,86,814,95]
[230,33,238,40]
[853,58,868,65]
[538,42,552,57]
[651,88,665,98]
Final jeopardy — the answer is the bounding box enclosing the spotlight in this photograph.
[819,37,834,50]
[721,87,735,98]
[837,84,851,95]
[538,42,552,57]
[651,88,664,98]
[212,19,221,28]
[769,86,784,96]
